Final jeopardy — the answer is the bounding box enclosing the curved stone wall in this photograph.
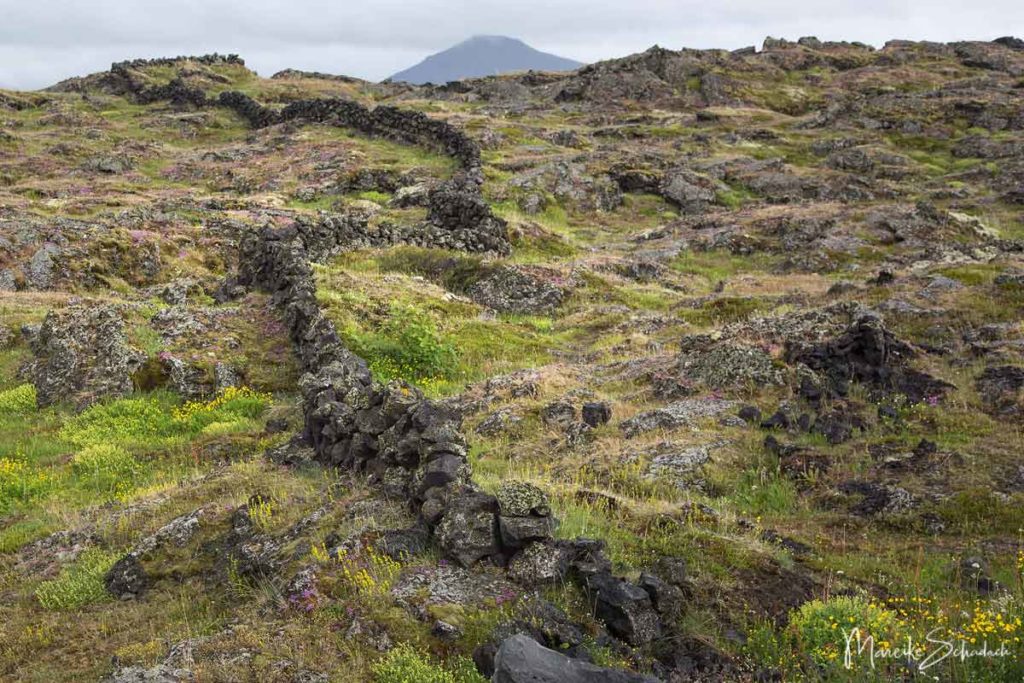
[103,56,676,664]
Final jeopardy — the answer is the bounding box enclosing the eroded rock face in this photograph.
[25,304,144,408]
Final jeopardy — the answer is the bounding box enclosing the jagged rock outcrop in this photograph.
[24,304,144,408]
[785,313,954,403]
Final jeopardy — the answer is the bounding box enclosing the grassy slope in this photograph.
[1,50,1023,681]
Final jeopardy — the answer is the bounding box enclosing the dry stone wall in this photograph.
[100,56,679,669]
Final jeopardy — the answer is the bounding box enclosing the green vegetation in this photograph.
[0,453,53,512]
[3,43,1024,683]
[371,645,485,683]
[747,592,1024,681]
[350,303,459,384]
[0,384,36,414]
[60,387,271,449]
[71,444,143,496]
[316,254,570,396]
[35,548,120,610]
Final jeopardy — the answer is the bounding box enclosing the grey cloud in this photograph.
[0,0,1021,89]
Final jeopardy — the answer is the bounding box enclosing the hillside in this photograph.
[0,37,1023,682]
[388,35,583,84]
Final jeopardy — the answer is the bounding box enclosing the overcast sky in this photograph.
[1,0,1021,90]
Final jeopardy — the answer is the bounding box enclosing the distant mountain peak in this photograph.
[459,35,525,45]
[388,35,583,85]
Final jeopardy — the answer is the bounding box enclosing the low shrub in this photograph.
[172,386,272,431]
[71,444,142,494]
[352,304,458,383]
[0,455,53,511]
[748,592,1024,681]
[790,595,900,669]
[60,395,180,448]
[372,645,454,683]
[375,246,490,293]
[371,644,485,683]
[35,548,119,610]
[0,383,37,414]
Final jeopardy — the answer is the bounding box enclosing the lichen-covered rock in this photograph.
[434,490,500,567]
[26,304,144,408]
[391,563,517,607]
[132,508,206,557]
[377,526,432,561]
[0,268,17,292]
[102,664,192,683]
[644,442,720,488]
[659,168,719,213]
[975,365,1024,418]
[466,265,567,314]
[539,399,577,429]
[164,356,212,399]
[26,243,60,289]
[507,541,565,585]
[677,339,786,390]
[586,572,662,646]
[620,398,734,438]
[499,515,555,549]
[496,481,551,518]
[475,407,523,436]
[105,554,149,600]
[510,161,622,212]
[390,183,430,208]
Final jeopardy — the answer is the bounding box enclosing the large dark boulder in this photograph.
[105,554,149,600]
[434,489,501,567]
[587,572,662,645]
[493,634,661,683]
